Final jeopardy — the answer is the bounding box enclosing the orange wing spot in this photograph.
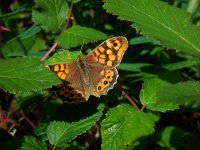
[96,82,104,93]
[113,41,122,50]
[60,73,67,80]
[94,56,98,62]
[60,64,65,71]
[109,54,116,61]
[117,48,125,59]
[106,41,113,48]
[105,73,113,82]
[100,78,109,88]
[65,68,70,74]
[54,65,59,71]
[106,49,113,55]
[57,72,63,78]
[94,49,100,56]
[106,70,114,76]
[99,46,105,53]
[107,61,113,67]
[99,58,105,64]
[99,54,106,59]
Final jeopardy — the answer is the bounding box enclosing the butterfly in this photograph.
[49,36,128,102]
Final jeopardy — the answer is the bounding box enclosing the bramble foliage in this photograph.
[0,0,200,150]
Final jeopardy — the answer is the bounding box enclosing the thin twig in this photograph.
[140,105,146,111]
[41,42,58,61]
[65,0,74,29]
[20,110,36,129]
[121,90,140,111]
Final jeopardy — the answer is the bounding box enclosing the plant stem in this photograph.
[41,42,58,61]
[20,110,36,129]
[65,0,74,29]
[121,90,140,110]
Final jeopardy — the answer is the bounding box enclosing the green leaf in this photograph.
[32,0,69,32]
[47,104,104,148]
[157,81,200,106]
[45,51,85,65]
[21,136,47,150]
[101,104,157,150]
[2,36,37,58]
[34,123,48,141]
[30,37,47,52]
[140,77,179,112]
[129,36,160,45]
[0,57,61,93]
[104,0,200,55]
[56,25,107,48]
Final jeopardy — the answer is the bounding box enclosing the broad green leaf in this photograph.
[0,57,61,93]
[156,126,200,150]
[45,51,85,65]
[140,77,179,112]
[104,0,200,55]
[2,36,37,58]
[32,0,69,32]
[101,104,157,150]
[157,81,200,106]
[21,136,47,150]
[47,104,104,148]
[56,25,107,48]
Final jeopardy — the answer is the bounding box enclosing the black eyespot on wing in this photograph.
[70,93,74,97]
[104,81,108,85]
[98,86,101,90]
[113,42,118,47]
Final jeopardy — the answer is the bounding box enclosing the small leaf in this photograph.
[32,0,69,32]
[140,77,179,112]
[56,25,107,48]
[104,0,200,55]
[45,51,85,66]
[101,104,157,150]
[0,57,61,93]
[21,136,47,150]
[47,104,104,147]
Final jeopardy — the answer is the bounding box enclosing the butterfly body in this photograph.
[49,36,128,102]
